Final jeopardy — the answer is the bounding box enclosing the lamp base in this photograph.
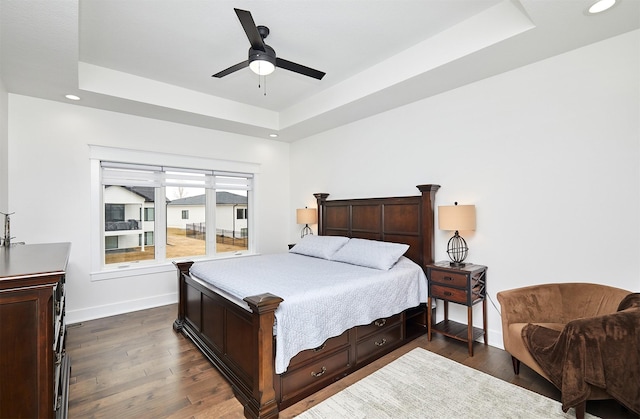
[449,261,467,268]
[446,231,469,267]
[300,225,313,238]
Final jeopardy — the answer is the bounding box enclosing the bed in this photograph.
[173,184,440,418]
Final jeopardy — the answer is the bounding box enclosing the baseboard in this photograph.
[484,328,505,350]
[66,292,178,324]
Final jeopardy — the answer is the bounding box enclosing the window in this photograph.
[105,236,118,250]
[99,161,253,268]
[144,208,154,221]
[105,204,124,222]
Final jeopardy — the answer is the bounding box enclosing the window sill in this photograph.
[90,251,258,282]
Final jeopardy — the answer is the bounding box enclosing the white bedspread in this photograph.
[189,253,427,374]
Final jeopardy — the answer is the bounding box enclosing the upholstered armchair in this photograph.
[497,283,638,418]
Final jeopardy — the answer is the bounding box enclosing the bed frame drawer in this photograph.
[430,283,467,304]
[287,330,350,369]
[356,323,402,364]
[355,313,402,340]
[279,347,352,403]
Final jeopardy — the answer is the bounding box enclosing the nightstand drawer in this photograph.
[431,284,467,304]
[429,269,468,288]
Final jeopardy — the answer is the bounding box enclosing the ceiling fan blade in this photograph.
[212,60,249,78]
[234,8,265,51]
[276,58,325,80]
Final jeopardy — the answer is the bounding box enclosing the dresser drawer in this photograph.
[280,348,352,402]
[431,284,468,304]
[356,323,402,364]
[356,313,401,340]
[429,269,468,288]
[287,330,350,369]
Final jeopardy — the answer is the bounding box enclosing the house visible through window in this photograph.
[99,161,252,267]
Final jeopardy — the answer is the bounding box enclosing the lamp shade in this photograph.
[296,208,317,225]
[438,205,476,231]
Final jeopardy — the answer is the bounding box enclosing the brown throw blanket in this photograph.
[522,293,640,415]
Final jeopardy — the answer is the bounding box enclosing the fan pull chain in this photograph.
[256,74,268,96]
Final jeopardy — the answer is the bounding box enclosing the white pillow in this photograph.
[289,235,349,260]
[330,238,409,270]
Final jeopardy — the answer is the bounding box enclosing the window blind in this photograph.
[101,162,252,190]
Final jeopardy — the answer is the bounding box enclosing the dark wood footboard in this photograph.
[173,261,282,419]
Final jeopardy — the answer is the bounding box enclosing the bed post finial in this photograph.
[417,185,440,266]
[314,193,329,236]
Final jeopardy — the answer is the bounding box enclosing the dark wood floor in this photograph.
[66,304,636,419]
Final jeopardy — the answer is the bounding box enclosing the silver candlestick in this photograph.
[1,212,15,247]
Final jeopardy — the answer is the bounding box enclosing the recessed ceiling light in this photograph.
[588,0,616,14]
[65,94,80,101]
[269,133,278,138]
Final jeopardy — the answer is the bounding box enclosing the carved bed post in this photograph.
[244,293,284,419]
[416,184,440,267]
[172,261,194,332]
[314,193,329,235]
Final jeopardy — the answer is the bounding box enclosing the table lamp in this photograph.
[438,202,476,267]
[296,207,317,238]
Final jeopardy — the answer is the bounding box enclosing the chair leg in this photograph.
[511,356,520,375]
[574,401,586,419]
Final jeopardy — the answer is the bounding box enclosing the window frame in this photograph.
[89,145,259,281]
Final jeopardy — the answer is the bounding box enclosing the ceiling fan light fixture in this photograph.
[249,46,276,76]
[249,58,275,76]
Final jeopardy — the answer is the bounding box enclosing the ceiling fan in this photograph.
[212,8,325,80]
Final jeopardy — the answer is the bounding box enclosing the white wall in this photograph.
[8,96,290,322]
[290,30,640,349]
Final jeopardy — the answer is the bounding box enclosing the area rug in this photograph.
[296,348,597,418]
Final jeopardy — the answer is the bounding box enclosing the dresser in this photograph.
[0,243,71,418]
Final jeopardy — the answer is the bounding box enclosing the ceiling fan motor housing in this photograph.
[248,44,276,67]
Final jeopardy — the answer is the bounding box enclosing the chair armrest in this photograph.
[497,284,564,325]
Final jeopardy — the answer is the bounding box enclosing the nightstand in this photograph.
[426,261,487,356]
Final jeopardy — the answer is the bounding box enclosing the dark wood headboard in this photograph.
[315,184,440,269]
